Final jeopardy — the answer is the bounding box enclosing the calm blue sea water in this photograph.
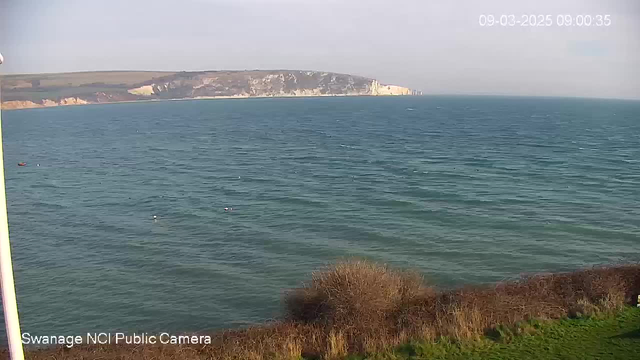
[1,96,639,337]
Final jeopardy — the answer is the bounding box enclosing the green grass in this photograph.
[1,71,174,87]
[3,86,131,102]
[1,71,175,102]
[349,307,640,360]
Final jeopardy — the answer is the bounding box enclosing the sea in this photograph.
[1,95,639,338]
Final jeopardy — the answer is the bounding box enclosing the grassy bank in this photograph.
[8,261,640,359]
[365,306,640,359]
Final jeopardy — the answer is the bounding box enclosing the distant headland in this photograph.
[0,70,422,110]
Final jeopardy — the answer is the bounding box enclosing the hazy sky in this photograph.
[1,0,639,99]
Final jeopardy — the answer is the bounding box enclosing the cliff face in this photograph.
[370,80,415,95]
[127,71,377,99]
[1,70,420,110]
[1,97,90,110]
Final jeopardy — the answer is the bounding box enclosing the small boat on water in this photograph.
[18,163,26,167]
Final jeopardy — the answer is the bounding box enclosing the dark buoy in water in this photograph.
[17,163,26,167]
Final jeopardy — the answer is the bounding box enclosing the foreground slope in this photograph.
[4,261,639,359]
[381,307,640,360]
[0,70,421,110]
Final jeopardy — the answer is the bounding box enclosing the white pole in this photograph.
[0,52,25,360]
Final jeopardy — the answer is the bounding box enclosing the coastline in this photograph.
[1,69,421,111]
[0,93,419,111]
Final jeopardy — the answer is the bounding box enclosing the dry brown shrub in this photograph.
[438,305,484,341]
[598,291,625,312]
[325,330,347,359]
[568,298,601,318]
[285,259,431,329]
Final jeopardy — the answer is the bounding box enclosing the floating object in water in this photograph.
[153,215,158,221]
[37,164,40,167]
[18,163,26,167]
[224,207,233,212]
[406,108,415,111]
